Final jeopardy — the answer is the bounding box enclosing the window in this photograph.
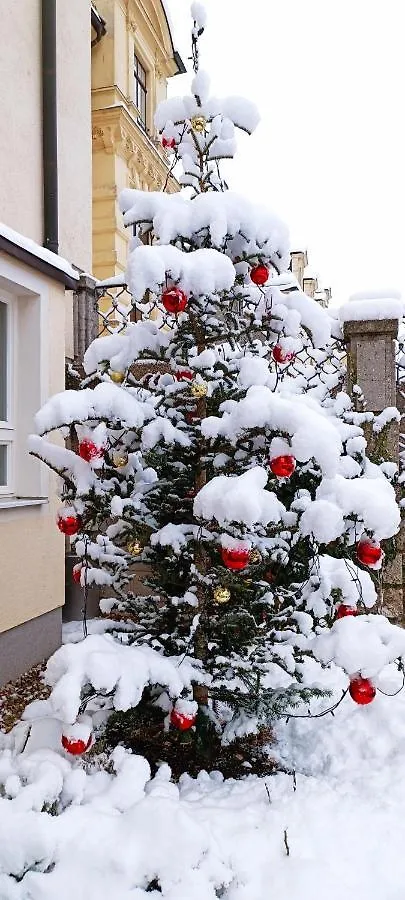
[134,52,147,130]
[0,294,14,495]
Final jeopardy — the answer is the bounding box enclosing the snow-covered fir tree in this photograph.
[30,3,402,769]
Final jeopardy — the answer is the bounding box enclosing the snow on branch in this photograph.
[312,614,405,679]
[154,93,259,136]
[84,321,170,375]
[33,382,156,435]
[126,244,235,302]
[202,386,343,476]
[119,190,290,271]
[194,466,286,527]
[44,634,206,723]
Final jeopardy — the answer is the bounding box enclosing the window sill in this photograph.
[0,496,48,510]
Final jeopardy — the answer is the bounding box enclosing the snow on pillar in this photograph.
[342,299,403,622]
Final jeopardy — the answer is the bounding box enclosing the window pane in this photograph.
[0,445,7,486]
[139,63,146,87]
[0,301,7,421]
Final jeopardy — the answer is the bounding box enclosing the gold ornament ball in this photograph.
[249,548,262,564]
[112,450,129,468]
[191,115,207,133]
[213,586,231,604]
[109,369,126,384]
[190,380,208,398]
[127,540,143,557]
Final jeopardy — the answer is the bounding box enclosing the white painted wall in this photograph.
[0,0,92,271]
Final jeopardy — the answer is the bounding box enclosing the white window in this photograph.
[0,293,14,496]
[0,257,51,508]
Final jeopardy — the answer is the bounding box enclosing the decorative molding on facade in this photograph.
[92,106,177,193]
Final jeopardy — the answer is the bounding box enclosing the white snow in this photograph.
[119,190,290,272]
[191,1,207,30]
[4,660,405,897]
[83,320,170,376]
[0,221,81,283]
[202,386,343,477]
[126,244,235,302]
[340,297,403,323]
[33,382,156,435]
[42,633,206,724]
[194,466,286,527]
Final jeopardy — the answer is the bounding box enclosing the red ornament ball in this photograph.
[61,733,92,755]
[72,564,82,585]
[162,136,176,149]
[162,286,188,314]
[349,676,376,705]
[272,344,295,364]
[250,264,269,286]
[356,539,382,567]
[175,369,193,381]
[270,455,296,478]
[78,439,105,462]
[57,512,81,536]
[221,546,250,571]
[170,708,196,731]
[335,604,358,620]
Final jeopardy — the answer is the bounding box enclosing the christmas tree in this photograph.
[30,3,401,772]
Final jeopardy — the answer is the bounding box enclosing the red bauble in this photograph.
[221,546,250,571]
[162,287,188,314]
[162,136,176,149]
[349,676,376,705]
[250,264,269,286]
[170,708,196,731]
[335,604,357,620]
[61,733,92,755]
[269,455,296,478]
[57,512,81,536]
[78,439,105,462]
[272,344,295,364]
[72,564,82,584]
[185,409,198,424]
[175,369,193,381]
[356,539,382,567]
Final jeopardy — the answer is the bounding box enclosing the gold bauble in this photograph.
[190,380,208,398]
[213,586,231,604]
[191,115,207,133]
[127,540,143,557]
[112,450,129,468]
[249,548,262,564]
[109,369,126,384]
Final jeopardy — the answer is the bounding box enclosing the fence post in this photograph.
[73,273,98,361]
[67,273,101,624]
[343,317,403,621]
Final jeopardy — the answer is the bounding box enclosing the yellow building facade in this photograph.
[91,0,184,282]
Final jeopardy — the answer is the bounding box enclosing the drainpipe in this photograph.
[41,0,58,254]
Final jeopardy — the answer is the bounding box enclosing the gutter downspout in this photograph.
[41,0,58,254]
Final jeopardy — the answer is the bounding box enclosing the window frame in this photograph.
[134,51,147,131]
[0,291,15,496]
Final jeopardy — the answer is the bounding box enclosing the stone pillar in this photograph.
[303,276,318,298]
[344,317,402,621]
[68,274,101,622]
[73,273,98,361]
[290,250,307,289]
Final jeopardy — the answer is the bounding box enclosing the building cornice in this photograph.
[0,230,80,290]
[92,104,179,192]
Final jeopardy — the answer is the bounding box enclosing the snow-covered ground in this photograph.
[1,652,405,899]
